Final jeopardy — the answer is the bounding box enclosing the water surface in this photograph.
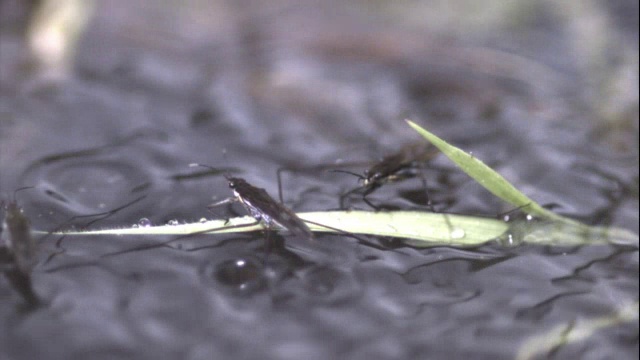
[1,1,638,359]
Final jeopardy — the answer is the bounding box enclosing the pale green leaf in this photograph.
[516,300,639,360]
[49,211,509,247]
[406,119,577,225]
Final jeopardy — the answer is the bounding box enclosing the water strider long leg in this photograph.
[278,164,369,206]
[406,165,456,236]
[361,168,435,212]
[302,219,368,244]
[64,195,148,230]
[277,166,323,205]
[276,167,288,205]
[339,185,368,210]
[207,197,241,225]
[360,185,383,211]
[415,165,437,213]
[42,195,148,265]
[301,219,393,252]
[208,196,238,208]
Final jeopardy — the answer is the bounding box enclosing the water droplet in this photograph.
[131,224,139,228]
[205,258,266,295]
[507,234,514,245]
[138,218,152,227]
[450,228,466,239]
[526,214,534,221]
[199,217,208,223]
[167,219,179,226]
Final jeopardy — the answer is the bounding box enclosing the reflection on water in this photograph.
[1,0,638,359]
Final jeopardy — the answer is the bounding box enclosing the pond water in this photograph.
[1,1,638,359]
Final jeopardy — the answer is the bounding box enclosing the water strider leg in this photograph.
[338,185,368,210]
[43,195,148,265]
[360,186,383,211]
[276,167,289,205]
[207,197,239,225]
[301,219,368,243]
[415,166,437,213]
[301,219,392,252]
[208,197,238,208]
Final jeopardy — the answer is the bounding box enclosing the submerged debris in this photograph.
[1,200,40,308]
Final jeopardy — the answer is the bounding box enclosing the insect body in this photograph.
[208,172,314,241]
[2,200,37,274]
[334,142,439,210]
[1,194,40,308]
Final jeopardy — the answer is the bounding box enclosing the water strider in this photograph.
[209,170,315,242]
[102,163,374,257]
[1,188,37,274]
[335,142,441,210]
[0,187,145,278]
[1,186,149,304]
[1,188,40,307]
[278,142,440,210]
[200,163,381,244]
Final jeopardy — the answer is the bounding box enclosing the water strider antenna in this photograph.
[329,169,366,180]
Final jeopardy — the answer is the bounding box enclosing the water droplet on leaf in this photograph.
[450,228,465,239]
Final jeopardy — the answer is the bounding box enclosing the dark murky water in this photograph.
[1,1,638,359]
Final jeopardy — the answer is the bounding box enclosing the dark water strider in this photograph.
[1,199,40,309]
[0,1,638,359]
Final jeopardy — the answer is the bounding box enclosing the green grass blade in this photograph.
[406,119,580,225]
[37,210,638,247]
[516,300,639,360]
[44,211,509,247]
[406,119,639,244]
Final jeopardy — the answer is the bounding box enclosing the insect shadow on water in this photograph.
[277,142,441,211]
[101,163,383,259]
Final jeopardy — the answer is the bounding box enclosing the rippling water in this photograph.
[1,1,638,359]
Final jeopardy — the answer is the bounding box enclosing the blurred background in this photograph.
[0,1,638,359]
